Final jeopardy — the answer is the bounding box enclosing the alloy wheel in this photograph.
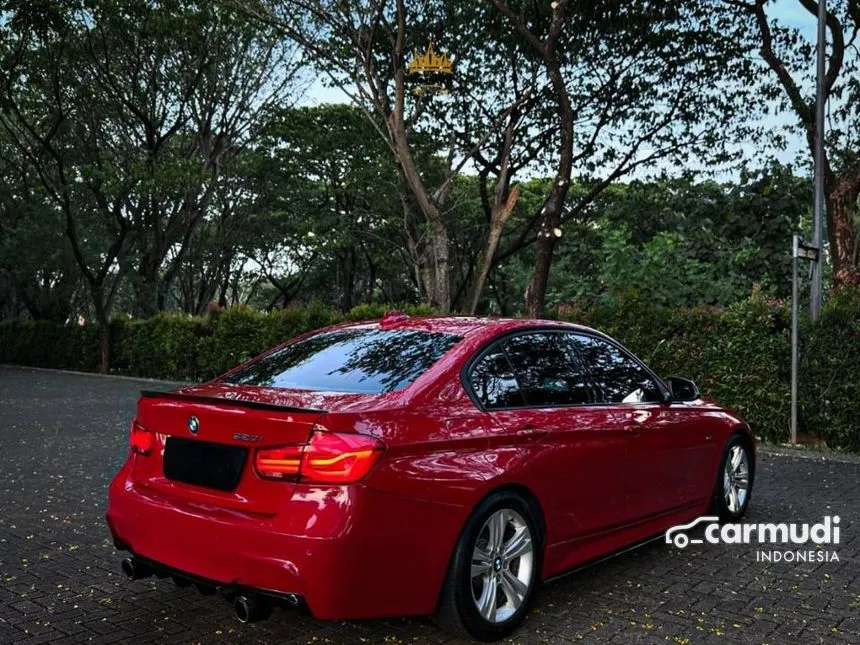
[470,508,534,623]
[723,444,750,514]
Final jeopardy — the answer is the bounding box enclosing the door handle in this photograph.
[515,425,547,442]
[631,410,652,423]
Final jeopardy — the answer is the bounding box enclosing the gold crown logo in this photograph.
[407,41,453,75]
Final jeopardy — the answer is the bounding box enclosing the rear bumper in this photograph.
[107,461,466,620]
[110,544,306,609]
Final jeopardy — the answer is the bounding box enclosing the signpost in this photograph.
[791,235,820,445]
[792,0,828,444]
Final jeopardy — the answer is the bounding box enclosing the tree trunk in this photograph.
[338,248,357,312]
[217,267,231,309]
[491,0,572,318]
[99,326,110,374]
[135,253,160,318]
[428,220,450,311]
[392,155,451,312]
[522,62,573,318]
[395,164,451,312]
[524,186,566,317]
[826,174,860,286]
[524,227,557,318]
[362,243,377,304]
[92,290,110,374]
[468,186,521,314]
[386,1,451,312]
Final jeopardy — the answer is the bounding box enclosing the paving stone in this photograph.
[0,365,857,644]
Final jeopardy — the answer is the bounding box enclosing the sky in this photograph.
[296,0,821,180]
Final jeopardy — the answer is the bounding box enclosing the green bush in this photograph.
[802,289,860,450]
[200,306,269,378]
[116,314,209,381]
[557,291,792,444]
[262,302,343,350]
[556,288,860,450]
[1,293,857,450]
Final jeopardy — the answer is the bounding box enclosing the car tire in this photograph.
[437,491,542,642]
[711,434,754,522]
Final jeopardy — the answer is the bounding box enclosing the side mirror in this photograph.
[667,376,699,402]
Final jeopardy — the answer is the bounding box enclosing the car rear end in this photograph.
[108,389,388,606]
[106,320,468,620]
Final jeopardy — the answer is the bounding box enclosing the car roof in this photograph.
[342,315,602,339]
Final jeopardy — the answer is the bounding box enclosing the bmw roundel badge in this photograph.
[188,416,200,435]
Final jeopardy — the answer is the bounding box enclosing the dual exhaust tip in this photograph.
[232,594,272,623]
[120,557,151,581]
[120,557,287,623]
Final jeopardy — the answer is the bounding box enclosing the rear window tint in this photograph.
[222,328,461,394]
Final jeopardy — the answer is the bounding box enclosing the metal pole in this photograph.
[791,235,800,445]
[810,0,827,322]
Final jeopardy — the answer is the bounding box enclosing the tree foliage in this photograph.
[0,0,302,368]
[721,0,860,284]
[0,0,841,376]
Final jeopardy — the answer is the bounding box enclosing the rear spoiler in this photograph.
[139,389,327,415]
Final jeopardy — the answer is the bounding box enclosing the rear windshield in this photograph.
[221,328,461,394]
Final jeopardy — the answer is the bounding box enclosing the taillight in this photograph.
[255,445,303,479]
[129,419,153,456]
[301,431,384,483]
[255,429,384,484]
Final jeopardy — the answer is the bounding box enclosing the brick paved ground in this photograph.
[0,366,857,645]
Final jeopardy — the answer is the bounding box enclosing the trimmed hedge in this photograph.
[557,294,792,448]
[0,295,857,449]
[0,302,434,382]
[555,288,860,451]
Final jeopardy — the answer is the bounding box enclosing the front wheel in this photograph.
[437,492,542,641]
[711,434,754,521]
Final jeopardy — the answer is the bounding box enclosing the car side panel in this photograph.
[358,404,702,581]
[356,397,750,582]
[484,405,634,542]
[332,324,755,598]
[614,402,724,520]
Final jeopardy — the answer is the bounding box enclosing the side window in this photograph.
[572,335,663,404]
[469,348,525,409]
[502,332,594,406]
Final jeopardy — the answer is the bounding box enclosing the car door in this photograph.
[570,333,713,520]
[468,331,633,543]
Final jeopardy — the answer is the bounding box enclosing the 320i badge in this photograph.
[106,312,754,641]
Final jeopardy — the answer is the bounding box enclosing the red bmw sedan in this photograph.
[107,313,754,641]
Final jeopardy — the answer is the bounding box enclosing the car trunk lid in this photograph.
[131,386,330,516]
